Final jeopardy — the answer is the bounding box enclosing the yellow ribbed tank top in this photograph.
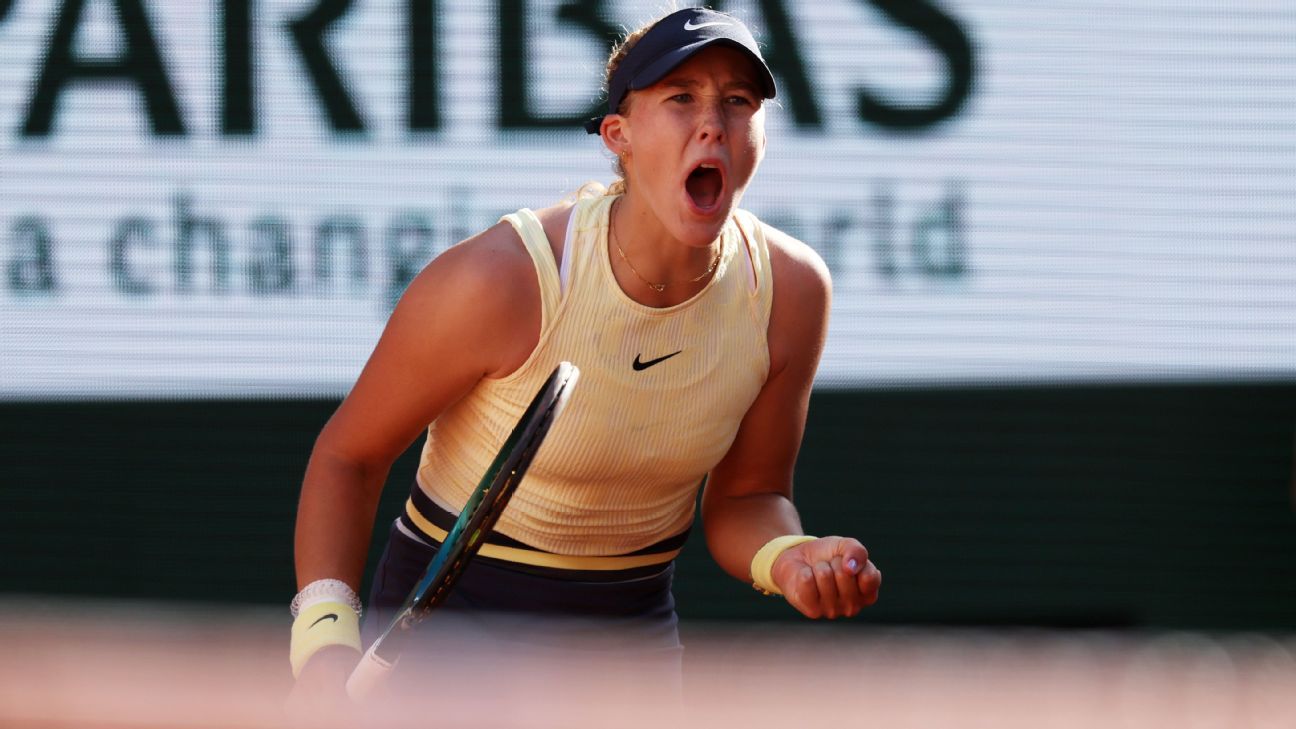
[415,194,774,556]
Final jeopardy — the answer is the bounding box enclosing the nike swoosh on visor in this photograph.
[683,20,731,31]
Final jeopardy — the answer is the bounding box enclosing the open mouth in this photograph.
[685,163,724,212]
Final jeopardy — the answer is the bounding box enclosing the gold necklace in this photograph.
[610,207,724,293]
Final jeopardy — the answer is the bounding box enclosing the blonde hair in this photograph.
[577,4,684,200]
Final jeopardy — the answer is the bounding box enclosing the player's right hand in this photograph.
[285,645,361,721]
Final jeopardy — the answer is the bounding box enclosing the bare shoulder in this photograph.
[317,219,543,463]
[757,221,831,378]
[406,219,535,307]
[760,221,831,312]
[411,194,577,327]
[396,219,542,377]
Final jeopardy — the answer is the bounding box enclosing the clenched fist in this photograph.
[772,537,881,619]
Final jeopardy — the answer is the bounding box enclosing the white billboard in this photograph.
[2,0,1293,399]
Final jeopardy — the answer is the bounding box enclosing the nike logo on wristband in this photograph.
[310,613,339,629]
[633,350,683,371]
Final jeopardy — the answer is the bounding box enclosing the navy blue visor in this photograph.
[584,8,777,134]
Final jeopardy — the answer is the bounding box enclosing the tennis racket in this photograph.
[345,361,580,699]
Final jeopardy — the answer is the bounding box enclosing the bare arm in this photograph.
[702,225,881,618]
[287,215,565,701]
[293,221,544,592]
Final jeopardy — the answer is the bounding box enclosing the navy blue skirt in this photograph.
[362,519,684,699]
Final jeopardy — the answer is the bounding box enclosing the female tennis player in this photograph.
[288,6,881,703]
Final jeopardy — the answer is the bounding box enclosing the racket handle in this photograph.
[345,644,395,701]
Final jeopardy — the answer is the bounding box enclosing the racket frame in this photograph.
[345,361,579,697]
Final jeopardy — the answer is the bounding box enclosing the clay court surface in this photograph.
[2,599,1293,728]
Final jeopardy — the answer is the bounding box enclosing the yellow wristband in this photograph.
[750,534,817,596]
[290,600,362,678]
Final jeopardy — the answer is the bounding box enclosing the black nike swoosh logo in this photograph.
[310,613,339,629]
[633,350,683,371]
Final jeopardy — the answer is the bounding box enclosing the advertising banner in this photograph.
[2,0,1292,398]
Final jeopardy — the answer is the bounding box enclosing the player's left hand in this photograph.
[771,536,881,619]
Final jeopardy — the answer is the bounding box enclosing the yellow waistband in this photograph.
[403,500,681,571]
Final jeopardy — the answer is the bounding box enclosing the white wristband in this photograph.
[290,578,363,618]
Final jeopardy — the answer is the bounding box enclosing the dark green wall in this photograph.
[2,384,1293,630]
